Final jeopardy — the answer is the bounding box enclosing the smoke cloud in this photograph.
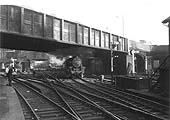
[47,54,65,66]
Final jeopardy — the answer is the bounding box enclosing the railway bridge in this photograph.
[0,5,129,75]
[0,5,169,120]
[0,5,128,52]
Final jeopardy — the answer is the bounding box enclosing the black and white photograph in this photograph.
[0,0,170,120]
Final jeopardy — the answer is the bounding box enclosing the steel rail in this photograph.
[42,73,122,120]
[13,78,80,120]
[81,77,168,108]
[71,78,142,107]
[32,71,168,119]
[38,71,83,120]
[54,78,167,120]
[54,81,122,120]
[80,78,169,116]
[49,83,83,120]
[72,78,169,117]
[24,78,117,120]
[41,71,122,120]
[21,77,83,120]
[13,86,40,120]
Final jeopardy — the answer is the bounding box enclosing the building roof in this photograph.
[162,16,170,24]
[129,40,152,52]
[151,45,169,52]
[149,45,169,57]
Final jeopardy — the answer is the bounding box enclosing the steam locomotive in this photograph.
[63,56,85,78]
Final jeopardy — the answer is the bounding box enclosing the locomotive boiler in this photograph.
[63,56,85,78]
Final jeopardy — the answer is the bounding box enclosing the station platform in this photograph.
[0,76,25,120]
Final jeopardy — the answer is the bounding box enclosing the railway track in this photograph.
[44,75,164,120]
[14,87,39,120]
[66,78,169,120]
[89,77,169,104]
[15,78,120,120]
[16,72,169,120]
[79,78,170,119]
[12,79,79,120]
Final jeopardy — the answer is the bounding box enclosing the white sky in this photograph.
[1,0,170,45]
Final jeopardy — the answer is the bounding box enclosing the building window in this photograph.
[112,35,119,50]
[78,26,83,44]
[33,12,43,36]
[70,23,76,42]
[83,27,89,45]
[101,33,105,47]
[53,18,61,40]
[124,38,128,52]
[118,37,122,51]
[64,21,76,42]
[64,22,69,41]
[95,30,100,47]
[9,6,21,32]
[90,29,95,46]
[0,6,8,31]
[45,16,53,38]
[23,9,32,35]
[105,33,109,48]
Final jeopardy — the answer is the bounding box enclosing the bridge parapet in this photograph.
[0,5,128,53]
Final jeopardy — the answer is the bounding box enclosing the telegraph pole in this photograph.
[162,16,170,94]
[162,16,170,58]
[111,41,114,81]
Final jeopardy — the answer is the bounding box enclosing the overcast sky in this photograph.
[1,0,170,45]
